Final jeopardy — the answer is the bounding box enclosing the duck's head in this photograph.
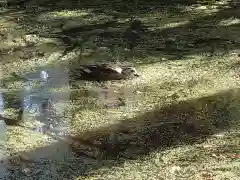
[121,67,140,77]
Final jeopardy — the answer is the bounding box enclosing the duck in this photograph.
[72,63,140,81]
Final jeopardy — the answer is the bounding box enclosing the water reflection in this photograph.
[0,65,71,144]
[0,91,8,179]
[0,63,131,178]
[0,90,6,154]
[0,65,73,178]
[22,66,70,138]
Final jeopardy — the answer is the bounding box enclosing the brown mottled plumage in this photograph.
[72,63,140,81]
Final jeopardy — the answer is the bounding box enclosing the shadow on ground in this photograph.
[1,87,239,178]
[0,0,239,67]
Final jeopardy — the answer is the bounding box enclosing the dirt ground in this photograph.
[0,0,239,179]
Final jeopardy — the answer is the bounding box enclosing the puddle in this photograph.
[0,65,71,138]
[0,91,6,157]
[0,91,9,179]
[0,65,78,179]
[21,65,70,138]
[0,63,129,178]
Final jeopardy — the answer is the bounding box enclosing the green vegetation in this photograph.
[0,0,239,179]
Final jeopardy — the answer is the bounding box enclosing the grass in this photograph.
[0,0,240,179]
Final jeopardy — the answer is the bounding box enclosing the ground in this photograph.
[0,0,240,179]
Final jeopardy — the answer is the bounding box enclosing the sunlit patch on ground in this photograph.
[0,0,240,179]
[219,17,240,26]
[38,10,91,19]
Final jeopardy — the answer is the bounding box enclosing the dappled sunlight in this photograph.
[0,0,240,179]
[68,56,240,134]
[161,20,190,29]
[194,5,220,13]
[6,126,51,154]
[36,9,115,28]
[219,17,240,26]
[3,52,62,77]
[121,57,239,91]
[66,87,240,178]
[38,10,91,20]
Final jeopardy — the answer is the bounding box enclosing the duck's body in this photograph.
[72,63,140,81]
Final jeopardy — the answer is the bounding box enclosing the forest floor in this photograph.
[0,0,239,179]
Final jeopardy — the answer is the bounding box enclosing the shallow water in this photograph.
[0,65,75,179]
[21,65,70,138]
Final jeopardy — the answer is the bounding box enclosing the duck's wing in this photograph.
[79,64,100,74]
[100,64,123,74]
[73,63,125,81]
[84,64,121,74]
